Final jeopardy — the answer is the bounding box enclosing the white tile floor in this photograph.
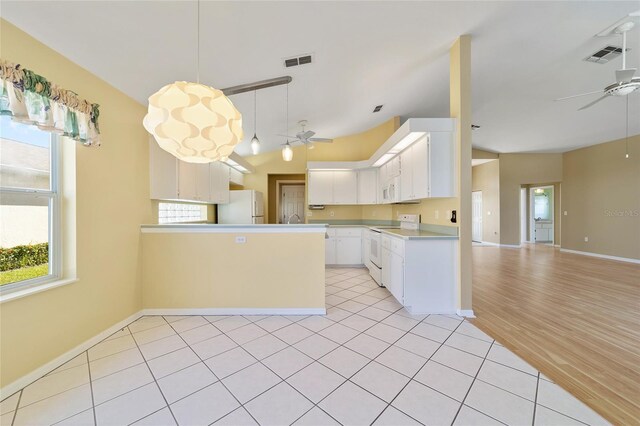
[1,268,611,426]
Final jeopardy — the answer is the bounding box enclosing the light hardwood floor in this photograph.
[470,244,640,425]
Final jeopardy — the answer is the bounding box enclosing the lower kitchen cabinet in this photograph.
[381,233,458,314]
[325,227,364,266]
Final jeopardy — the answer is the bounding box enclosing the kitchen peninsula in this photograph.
[140,224,327,315]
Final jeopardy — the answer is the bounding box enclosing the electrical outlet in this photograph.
[584,236,589,242]
[446,210,450,219]
[564,211,568,216]
[235,236,246,244]
[307,211,312,217]
[435,210,439,219]
[487,211,491,216]
[330,211,335,217]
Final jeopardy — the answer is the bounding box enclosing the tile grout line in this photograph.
[126,324,181,426]
[160,316,263,426]
[86,351,98,426]
[9,389,22,426]
[532,371,540,426]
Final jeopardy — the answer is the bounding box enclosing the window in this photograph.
[0,116,60,290]
[534,190,551,221]
[158,202,207,224]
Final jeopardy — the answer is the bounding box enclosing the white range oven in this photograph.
[368,228,382,285]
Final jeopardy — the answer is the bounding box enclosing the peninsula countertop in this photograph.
[140,223,328,233]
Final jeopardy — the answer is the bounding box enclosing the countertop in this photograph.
[140,223,327,233]
[378,228,458,240]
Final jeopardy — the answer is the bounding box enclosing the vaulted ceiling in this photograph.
[2,1,639,156]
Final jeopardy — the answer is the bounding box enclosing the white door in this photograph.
[472,191,483,242]
[281,185,305,223]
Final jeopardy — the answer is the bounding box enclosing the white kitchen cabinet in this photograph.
[333,171,358,204]
[400,135,429,201]
[382,232,457,314]
[325,227,364,266]
[177,162,198,201]
[229,168,244,186]
[196,163,211,202]
[308,170,358,205]
[428,132,456,198]
[357,169,377,205]
[210,162,230,204]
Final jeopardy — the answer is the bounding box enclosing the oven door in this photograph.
[369,230,382,268]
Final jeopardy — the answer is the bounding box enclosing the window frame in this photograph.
[0,133,61,294]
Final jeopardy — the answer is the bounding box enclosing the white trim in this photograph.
[560,248,640,264]
[456,309,476,318]
[500,244,522,248]
[553,244,561,248]
[141,308,326,316]
[0,278,78,304]
[476,241,500,247]
[0,311,143,398]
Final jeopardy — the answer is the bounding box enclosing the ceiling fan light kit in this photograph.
[144,0,243,163]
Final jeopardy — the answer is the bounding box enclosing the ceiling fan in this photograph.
[279,120,333,148]
[556,21,639,110]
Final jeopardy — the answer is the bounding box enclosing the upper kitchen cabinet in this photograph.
[427,131,456,198]
[400,135,429,201]
[357,169,377,205]
[308,170,358,205]
[149,138,230,204]
[229,167,244,186]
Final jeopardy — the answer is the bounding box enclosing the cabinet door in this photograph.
[363,237,371,267]
[308,171,334,205]
[358,169,377,205]
[325,237,336,265]
[178,161,198,201]
[381,247,391,286]
[400,148,413,201]
[149,138,178,200]
[412,136,430,200]
[388,251,404,303]
[195,163,210,202]
[333,171,358,204]
[336,237,362,265]
[229,168,244,186]
[209,162,229,204]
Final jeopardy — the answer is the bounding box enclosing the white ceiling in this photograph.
[2,1,639,156]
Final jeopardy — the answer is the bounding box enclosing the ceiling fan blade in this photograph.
[578,95,609,111]
[616,68,636,83]
[302,130,315,139]
[276,134,298,138]
[309,138,333,142]
[555,90,603,101]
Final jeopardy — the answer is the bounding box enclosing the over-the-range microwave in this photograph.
[382,177,401,203]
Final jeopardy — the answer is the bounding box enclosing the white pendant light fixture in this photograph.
[282,83,293,161]
[250,90,260,155]
[143,1,243,163]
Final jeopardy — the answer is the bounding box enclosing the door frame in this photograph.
[520,187,527,243]
[471,190,483,242]
[529,185,554,244]
[275,180,305,224]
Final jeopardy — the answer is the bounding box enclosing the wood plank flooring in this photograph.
[470,244,640,425]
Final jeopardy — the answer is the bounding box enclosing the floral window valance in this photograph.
[0,59,100,146]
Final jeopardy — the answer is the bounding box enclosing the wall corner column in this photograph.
[450,35,473,315]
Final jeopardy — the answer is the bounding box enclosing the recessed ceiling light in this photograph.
[471,124,481,130]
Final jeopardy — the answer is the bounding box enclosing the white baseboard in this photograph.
[500,244,522,248]
[560,248,640,264]
[141,308,326,316]
[456,309,476,318]
[1,311,143,398]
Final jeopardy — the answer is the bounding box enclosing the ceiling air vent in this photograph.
[284,54,313,68]
[584,46,628,64]
[373,105,383,113]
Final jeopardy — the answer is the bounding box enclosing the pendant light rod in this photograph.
[221,76,293,96]
[254,90,257,134]
[625,94,630,158]
[196,0,200,84]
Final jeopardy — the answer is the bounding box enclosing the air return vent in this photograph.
[584,46,628,64]
[284,54,313,68]
[373,105,383,113]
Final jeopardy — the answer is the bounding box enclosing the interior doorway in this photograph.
[472,191,483,242]
[530,185,554,244]
[278,183,305,224]
[520,187,527,243]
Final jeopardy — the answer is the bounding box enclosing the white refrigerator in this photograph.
[218,190,265,224]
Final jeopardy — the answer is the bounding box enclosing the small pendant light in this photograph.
[250,90,260,155]
[282,83,293,161]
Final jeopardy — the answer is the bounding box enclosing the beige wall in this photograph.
[141,232,325,309]
[562,135,640,260]
[392,199,459,227]
[472,160,500,244]
[0,20,152,387]
[499,153,563,245]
